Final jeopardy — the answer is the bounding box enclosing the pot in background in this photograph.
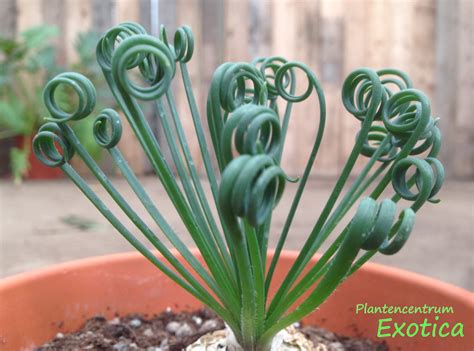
[15,136,63,180]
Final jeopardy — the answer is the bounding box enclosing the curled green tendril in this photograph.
[369,69,413,120]
[422,157,445,200]
[96,22,147,72]
[93,109,123,149]
[345,197,414,259]
[360,198,415,255]
[173,26,194,63]
[111,35,176,100]
[391,156,445,210]
[219,155,286,227]
[254,56,291,99]
[348,69,411,122]
[377,208,415,255]
[382,89,433,146]
[360,199,397,250]
[207,62,268,169]
[359,125,396,161]
[342,68,383,121]
[410,124,441,156]
[220,63,267,112]
[221,104,281,167]
[43,72,96,122]
[32,122,74,167]
[159,25,194,63]
[378,69,413,92]
[160,25,194,63]
[275,62,316,103]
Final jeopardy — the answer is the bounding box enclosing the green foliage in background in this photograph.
[0,26,58,181]
[0,25,114,182]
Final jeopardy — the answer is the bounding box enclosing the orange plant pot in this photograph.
[0,251,472,350]
[14,136,63,180]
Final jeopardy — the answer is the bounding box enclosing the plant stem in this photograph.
[265,68,326,293]
[107,146,240,319]
[163,90,236,282]
[102,66,234,298]
[58,162,238,330]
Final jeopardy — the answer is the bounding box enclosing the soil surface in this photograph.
[37,309,388,351]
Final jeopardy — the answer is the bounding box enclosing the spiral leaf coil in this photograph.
[358,198,415,255]
[43,72,96,123]
[220,104,281,167]
[359,125,396,161]
[96,22,148,72]
[219,154,286,228]
[33,122,75,167]
[391,156,445,210]
[254,56,291,99]
[93,109,123,149]
[111,35,176,101]
[342,68,384,121]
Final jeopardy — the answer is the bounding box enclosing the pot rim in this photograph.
[1,249,471,302]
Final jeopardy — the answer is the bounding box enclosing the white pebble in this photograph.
[192,316,203,325]
[129,318,142,328]
[55,332,64,339]
[199,319,219,333]
[165,306,172,313]
[166,321,181,333]
[113,341,128,350]
[109,317,121,325]
[328,342,344,351]
[175,322,193,337]
[143,328,154,337]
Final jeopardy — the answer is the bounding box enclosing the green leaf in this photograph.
[0,99,30,135]
[25,46,57,73]
[0,38,21,56]
[10,147,29,183]
[74,31,101,66]
[21,25,58,50]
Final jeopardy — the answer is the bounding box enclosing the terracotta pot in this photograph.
[0,251,472,350]
[25,147,63,180]
[14,136,63,180]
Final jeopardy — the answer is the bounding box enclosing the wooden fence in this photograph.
[1,0,472,178]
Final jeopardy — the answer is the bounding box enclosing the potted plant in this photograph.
[1,22,471,350]
[0,26,109,182]
[0,25,62,182]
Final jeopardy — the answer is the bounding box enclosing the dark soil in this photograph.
[37,309,388,351]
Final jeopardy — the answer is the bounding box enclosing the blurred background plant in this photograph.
[0,25,59,182]
[0,25,115,183]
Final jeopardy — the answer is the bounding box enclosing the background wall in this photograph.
[1,0,472,178]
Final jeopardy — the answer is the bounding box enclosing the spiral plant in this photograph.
[33,22,444,350]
